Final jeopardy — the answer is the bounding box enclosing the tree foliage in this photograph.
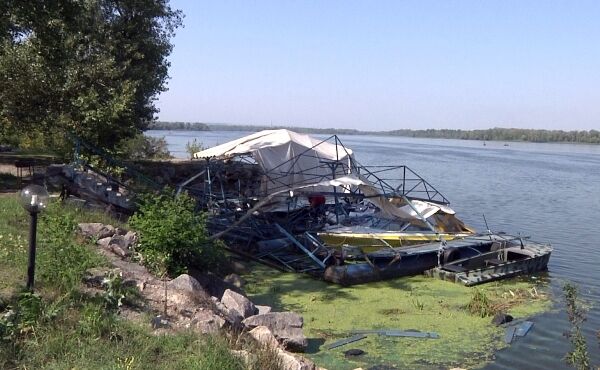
[0,0,182,154]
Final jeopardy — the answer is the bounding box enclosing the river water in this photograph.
[149,129,600,369]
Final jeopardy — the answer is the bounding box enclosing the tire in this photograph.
[443,247,461,264]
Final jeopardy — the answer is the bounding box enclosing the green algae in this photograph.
[243,265,552,370]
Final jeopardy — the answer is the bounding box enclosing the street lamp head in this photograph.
[19,184,49,213]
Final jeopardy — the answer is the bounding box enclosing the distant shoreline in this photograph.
[148,122,600,145]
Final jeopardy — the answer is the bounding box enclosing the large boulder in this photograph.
[96,236,112,248]
[143,274,212,316]
[78,223,115,239]
[221,289,257,319]
[190,310,226,334]
[277,349,316,370]
[249,326,280,349]
[168,274,205,294]
[243,312,307,352]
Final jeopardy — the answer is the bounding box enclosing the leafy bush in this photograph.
[129,189,224,276]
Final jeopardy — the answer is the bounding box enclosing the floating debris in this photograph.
[352,329,440,339]
[515,321,534,337]
[505,320,534,344]
[325,334,368,350]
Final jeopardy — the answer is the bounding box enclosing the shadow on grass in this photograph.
[0,173,20,192]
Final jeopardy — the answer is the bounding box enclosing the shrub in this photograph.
[129,188,224,276]
[185,139,204,159]
[117,133,172,160]
[467,289,495,318]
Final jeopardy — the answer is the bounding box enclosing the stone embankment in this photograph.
[78,222,319,370]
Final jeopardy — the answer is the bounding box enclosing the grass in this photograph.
[243,263,553,370]
[0,194,277,370]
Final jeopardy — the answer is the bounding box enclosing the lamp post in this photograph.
[18,184,49,291]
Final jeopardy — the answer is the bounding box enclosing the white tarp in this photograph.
[194,129,354,192]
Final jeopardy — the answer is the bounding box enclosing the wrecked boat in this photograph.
[323,233,551,285]
[424,237,552,286]
[176,129,550,285]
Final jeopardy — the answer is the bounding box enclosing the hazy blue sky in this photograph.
[156,1,600,130]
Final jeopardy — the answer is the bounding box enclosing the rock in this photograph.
[114,227,127,236]
[123,231,138,247]
[492,313,514,326]
[221,289,257,319]
[256,305,272,315]
[344,349,366,358]
[190,310,226,334]
[242,312,307,352]
[78,223,115,239]
[168,274,205,295]
[83,267,118,288]
[109,243,131,258]
[224,273,246,288]
[97,236,112,248]
[151,315,170,329]
[243,312,303,329]
[249,326,280,349]
[277,349,316,370]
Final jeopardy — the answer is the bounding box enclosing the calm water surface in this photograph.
[149,129,600,369]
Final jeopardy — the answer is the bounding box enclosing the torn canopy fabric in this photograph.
[295,175,456,222]
[194,129,354,193]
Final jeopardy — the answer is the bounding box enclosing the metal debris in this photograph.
[325,334,368,350]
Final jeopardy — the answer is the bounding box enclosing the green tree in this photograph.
[0,0,182,155]
[129,188,224,276]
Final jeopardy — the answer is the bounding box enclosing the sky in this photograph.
[156,1,600,131]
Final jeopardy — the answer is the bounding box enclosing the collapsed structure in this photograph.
[175,129,551,285]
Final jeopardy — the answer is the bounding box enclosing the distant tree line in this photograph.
[148,121,210,130]
[147,122,361,135]
[385,128,600,144]
[150,123,600,144]
[207,124,361,135]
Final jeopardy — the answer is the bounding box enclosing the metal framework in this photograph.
[177,134,454,273]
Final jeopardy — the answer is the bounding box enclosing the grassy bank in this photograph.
[0,194,251,370]
[244,264,552,369]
